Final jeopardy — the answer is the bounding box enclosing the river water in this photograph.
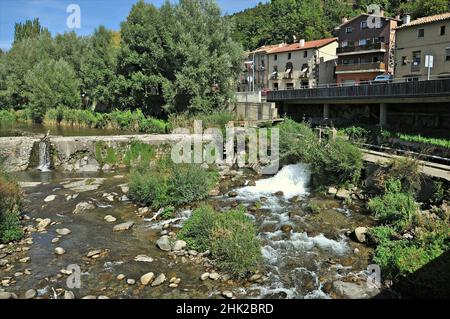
[1,164,376,299]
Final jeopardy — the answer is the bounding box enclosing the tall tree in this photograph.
[81,26,118,111]
[25,59,81,123]
[14,18,50,43]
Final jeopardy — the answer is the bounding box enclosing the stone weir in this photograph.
[0,134,207,172]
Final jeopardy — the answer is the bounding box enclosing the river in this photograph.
[0,161,376,299]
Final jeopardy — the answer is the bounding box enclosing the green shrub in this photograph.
[128,157,218,209]
[384,157,422,195]
[278,118,318,164]
[123,142,156,166]
[0,110,17,127]
[369,179,418,231]
[341,126,370,142]
[0,168,23,243]
[168,110,235,133]
[178,205,261,278]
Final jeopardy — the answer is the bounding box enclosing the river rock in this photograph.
[200,272,210,281]
[140,272,155,286]
[209,188,220,196]
[44,195,56,202]
[37,218,51,231]
[19,257,30,263]
[117,274,125,281]
[249,274,262,282]
[0,292,17,299]
[55,247,66,255]
[102,164,112,171]
[52,237,60,244]
[98,296,109,299]
[336,189,351,200]
[274,191,284,197]
[120,185,129,194]
[288,195,301,203]
[281,224,293,233]
[87,249,102,258]
[104,215,117,223]
[127,279,136,285]
[156,236,172,252]
[24,289,36,299]
[151,273,166,287]
[0,259,8,267]
[222,291,233,299]
[73,201,95,214]
[64,291,75,299]
[327,187,338,195]
[113,221,134,232]
[228,191,238,198]
[134,255,154,263]
[209,272,220,280]
[172,240,187,252]
[56,228,71,236]
[82,295,97,299]
[353,227,368,243]
[332,280,380,299]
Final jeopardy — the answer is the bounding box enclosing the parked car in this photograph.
[373,74,393,83]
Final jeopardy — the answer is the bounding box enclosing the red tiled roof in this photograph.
[396,12,450,29]
[267,38,337,54]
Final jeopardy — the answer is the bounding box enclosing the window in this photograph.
[304,50,308,58]
[446,48,450,61]
[286,83,294,90]
[274,54,278,61]
[361,21,368,29]
[418,28,425,37]
[359,39,368,46]
[441,26,446,36]
[346,27,353,33]
[273,83,279,90]
[378,36,385,43]
[342,40,348,47]
[288,52,291,60]
[402,56,407,65]
[412,51,421,71]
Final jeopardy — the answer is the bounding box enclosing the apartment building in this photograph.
[238,44,287,92]
[335,12,399,85]
[395,13,450,80]
[266,38,338,90]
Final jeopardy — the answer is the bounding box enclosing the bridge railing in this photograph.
[267,76,450,101]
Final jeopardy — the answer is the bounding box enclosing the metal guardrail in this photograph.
[267,76,450,101]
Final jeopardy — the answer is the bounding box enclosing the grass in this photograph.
[397,133,450,149]
[168,110,235,133]
[128,156,219,209]
[0,166,23,243]
[94,141,156,168]
[178,205,262,278]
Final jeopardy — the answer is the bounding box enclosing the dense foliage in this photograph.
[0,0,243,121]
[368,159,450,278]
[129,156,219,209]
[0,166,23,243]
[278,119,363,187]
[178,205,262,277]
[231,0,450,50]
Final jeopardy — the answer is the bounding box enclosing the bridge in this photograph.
[267,77,450,126]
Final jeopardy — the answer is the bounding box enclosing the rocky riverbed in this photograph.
[0,165,380,299]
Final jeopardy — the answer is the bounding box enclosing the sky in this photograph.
[0,0,265,50]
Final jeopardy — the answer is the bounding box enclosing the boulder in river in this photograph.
[113,221,134,232]
[55,247,66,255]
[134,255,154,263]
[24,289,37,299]
[151,273,166,287]
[140,272,155,286]
[353,227,368,243]
[73,201,95,214]
[172,240,187,252]
[336,189,351,200]
[332,280,380,299]
[44,195,56,202]
[56,228,71,236]
[104,215,117,223]
[156,236,172,252]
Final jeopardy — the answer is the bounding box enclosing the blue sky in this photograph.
[0,0,265,50]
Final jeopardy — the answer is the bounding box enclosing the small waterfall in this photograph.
[237,164,311,199]
[37,140,51,172]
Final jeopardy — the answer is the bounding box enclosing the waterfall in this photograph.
[237,164,311,199]
[37,140,51,172]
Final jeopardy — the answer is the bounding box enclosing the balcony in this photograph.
[337,42,387,55]
[335,62,386,74]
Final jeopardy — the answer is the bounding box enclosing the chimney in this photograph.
[299,39,305,47]
[402,14,411,25]
[341,17,348,24]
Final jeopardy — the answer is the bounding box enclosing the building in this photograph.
[395,13,450,80]
[335,12,399,85]
[237,44,287,92]
[266,38,338,90]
